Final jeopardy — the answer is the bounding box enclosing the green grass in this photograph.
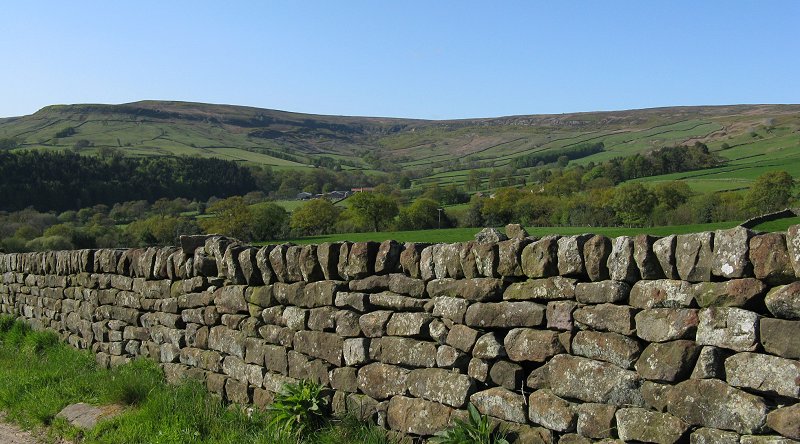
[0,316,394,444]
[750,216,800,232]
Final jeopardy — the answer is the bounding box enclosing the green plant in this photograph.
[105,357,163,405]
[269,379,329,437]
[430,403,508,444]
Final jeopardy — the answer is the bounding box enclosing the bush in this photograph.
[430,403,508,444]
[269,379,329,437]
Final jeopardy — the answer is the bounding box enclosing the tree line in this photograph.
[0,151,257,212]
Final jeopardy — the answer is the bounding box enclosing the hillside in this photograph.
[1,101,799,192]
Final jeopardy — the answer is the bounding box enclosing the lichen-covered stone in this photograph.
[750,233,795,285]
[472,243,499,278]
[666,378,768,434]
[689,427,740,444]
[760,317,800,359]
[503,277,576,301]
[616,408,689,444]
[465,301,546,328]
[654,235,679,279]
[635,308,698,342]
[766,403,800,440]
[574,280,630,304]
[504,328,564,362]
[712,226,753,278]
[497,238,529,277]
[764,282,800,319]
[521,236,559,278]
[635,340,701,382]
[369,291,427,311]
[407,368,475,408]
[489,360,522,390]
[379,336,436,368]
[696,307,759,352]
[292,330,343,366]
[386,396,453,436]
[725,352,800,398]
[446,324,479,352]
[475,227,507,243]
[375,240,401,275]
[690,346,729,379]
[608,236,639,283]
[634,234,665,280]
[583,235,611,282]
[357,310,392,338]
[472,333,505,359]
[546,300,577,330]
[572,330,642,369]
[557,234,591,277]
[528,389,576,432]
[505,223,529,239]
[427,278,505,302]
[470,387,527,423]
[675,232,714,282]
[692,278,766,308]
[573,303,636,335]
[357,362,408,399]
[576,403,616,439]
[630,279,693,308]
[543,354,644,406]
[316,242,341,280]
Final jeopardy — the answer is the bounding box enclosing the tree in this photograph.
[398,198,441,230]
[743,170,795,216]
[290,199,340,236]
[345,192,398,232]
[250,203,289,241]
[199,196,253,240]
[653,181,692,210]
[611,183,657,227]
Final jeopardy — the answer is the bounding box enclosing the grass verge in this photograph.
[0,316,393,444]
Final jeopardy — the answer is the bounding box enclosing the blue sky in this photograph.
[2,1,798,119]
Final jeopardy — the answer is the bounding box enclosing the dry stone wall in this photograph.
[1,225,799,443]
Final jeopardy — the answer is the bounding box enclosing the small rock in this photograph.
[475,227,507,243]
[57,403,123,429]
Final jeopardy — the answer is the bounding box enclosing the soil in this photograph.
[0,420,38,444]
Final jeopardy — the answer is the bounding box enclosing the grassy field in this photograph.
[2,101,798,195]
[0,317,393,444]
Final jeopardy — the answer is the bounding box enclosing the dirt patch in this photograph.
[0,419,39,444]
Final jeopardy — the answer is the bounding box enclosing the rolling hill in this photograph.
[1,101,799,192]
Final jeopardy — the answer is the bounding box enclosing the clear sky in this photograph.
[2,1,799,119]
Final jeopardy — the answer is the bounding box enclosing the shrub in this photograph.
[269,379,328,437]
[430,403,508,444]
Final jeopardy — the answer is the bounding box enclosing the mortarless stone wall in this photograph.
[0,225,798,443]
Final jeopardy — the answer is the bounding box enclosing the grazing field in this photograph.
[1,101,798,194]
